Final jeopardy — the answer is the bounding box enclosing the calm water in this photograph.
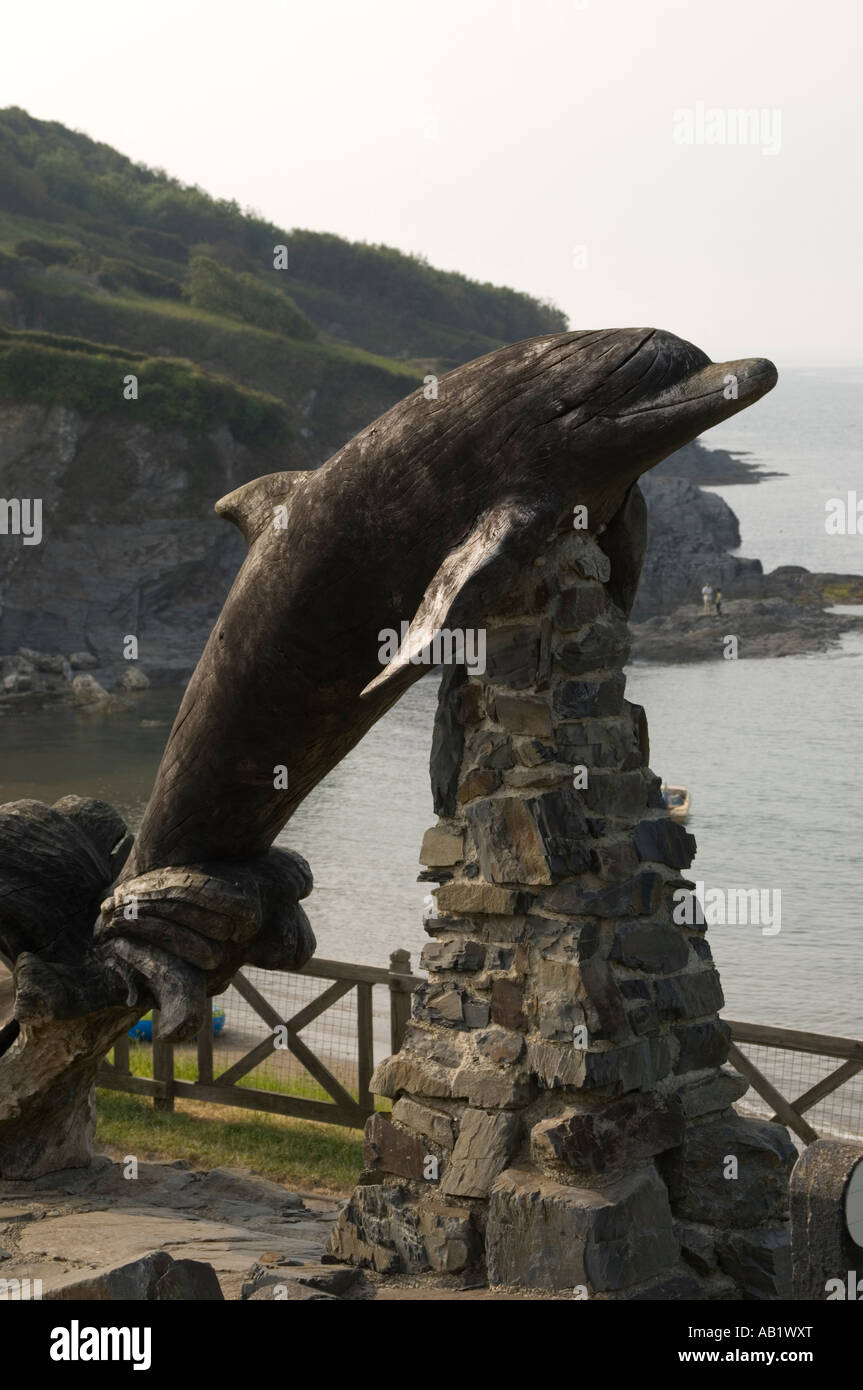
[705,365,863,575]
[1,367,860,1041]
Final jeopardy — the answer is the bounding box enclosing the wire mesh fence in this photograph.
[733,1039,863,1144]
[210,967,370,1100]
[100,966,863,1149]
[102,951,420,1128]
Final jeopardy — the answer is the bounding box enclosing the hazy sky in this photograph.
[2,0,860,364]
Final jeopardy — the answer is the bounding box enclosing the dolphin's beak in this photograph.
[615,355,778,433]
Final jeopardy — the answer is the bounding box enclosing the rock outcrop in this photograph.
[0,401,254,680]
[633,474,763,620]
[651,438,784,486]
[632,472,863,659]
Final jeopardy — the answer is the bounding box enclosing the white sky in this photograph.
[1,0,860,364]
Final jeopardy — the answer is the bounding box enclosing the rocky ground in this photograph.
[0,1157,349,1300]
[631,463,863,660]
[0,645,152,712]
[651,438,785,486]
[631,597,863,663]
[0,1156,566,1300]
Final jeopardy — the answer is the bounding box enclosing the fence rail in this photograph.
[97,949,422,1130]
[726,1020,863,1146]
[85,975,863,1146]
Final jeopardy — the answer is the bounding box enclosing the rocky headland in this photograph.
[630,452,863,663]
[3,428,863,709]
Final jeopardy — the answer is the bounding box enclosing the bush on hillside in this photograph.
[0,328,290,448]
[0,107,568,361]
[97,257,182,299]
[128,226,188,262]
[13,238,79,266]
[183,255,315,340]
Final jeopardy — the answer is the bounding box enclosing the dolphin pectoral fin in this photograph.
[215,470,311,545]
[360,499,539,698]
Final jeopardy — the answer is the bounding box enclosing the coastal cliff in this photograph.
[2,107,861,697]
[631,469,863,661]
[4,397,861,708]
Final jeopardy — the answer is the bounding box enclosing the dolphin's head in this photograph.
[509,327,777,525]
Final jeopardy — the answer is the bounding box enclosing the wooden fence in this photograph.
[727,1020,863,1145]
[16,954,850,1145]
[96,949,423,1130]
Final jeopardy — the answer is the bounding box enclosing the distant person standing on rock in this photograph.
[714,590,723,616]
[701,583,714,612]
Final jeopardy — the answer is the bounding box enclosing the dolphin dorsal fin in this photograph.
[361,498,538,699]
[215,471,311,545]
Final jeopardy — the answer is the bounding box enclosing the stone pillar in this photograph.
[790,1140,863,1300]
[329,523,797,1298]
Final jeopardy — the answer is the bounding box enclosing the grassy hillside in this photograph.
[0,326,288,447]
[0,106,567,404]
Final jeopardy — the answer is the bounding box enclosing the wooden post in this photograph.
[356,981,374,1116]
[727,1041,818,1145]
[151,1009,175,1113]
[112,1032,131,1077]
[388,949,413,1054]
[197,1003,214,1086]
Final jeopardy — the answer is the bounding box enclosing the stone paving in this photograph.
[0,1155,361,1300]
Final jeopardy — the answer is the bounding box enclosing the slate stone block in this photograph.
[611,920,690,973]
[364,1113,434,1181]
[658,1112,797,1228]
[487,1164,679,1292]
[441,1109,521,1198]
[674,1019,731,1073]
[553,674,626,719]
[531,1093,684,1176]
[655,970,724,1022]
[717,1226,792,1299]
[633,817,697,869]
[483,625,540,689]
[544,871,664,919]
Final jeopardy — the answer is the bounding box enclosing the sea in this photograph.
[1,367,861,1067]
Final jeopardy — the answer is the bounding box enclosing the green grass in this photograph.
[123,1039,356,1105]
[94,1039,390,1195]
[0,325,290,448]
[184,253,315,340]
[819,578,863,603]
[95,1088,364,1195]
[0,107,568,367]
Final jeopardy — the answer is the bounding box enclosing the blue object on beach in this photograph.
[128,1012,153,1041]
[129,1004,225,1041]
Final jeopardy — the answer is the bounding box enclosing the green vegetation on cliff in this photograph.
[0,105,566,379]
[0,327,289,448]
[183,254,315,340]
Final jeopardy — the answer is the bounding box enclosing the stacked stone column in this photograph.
[329,523,796,1298]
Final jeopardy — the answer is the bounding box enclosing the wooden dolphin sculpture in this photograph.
[0,329,778,1171]
[125,327,776,876]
